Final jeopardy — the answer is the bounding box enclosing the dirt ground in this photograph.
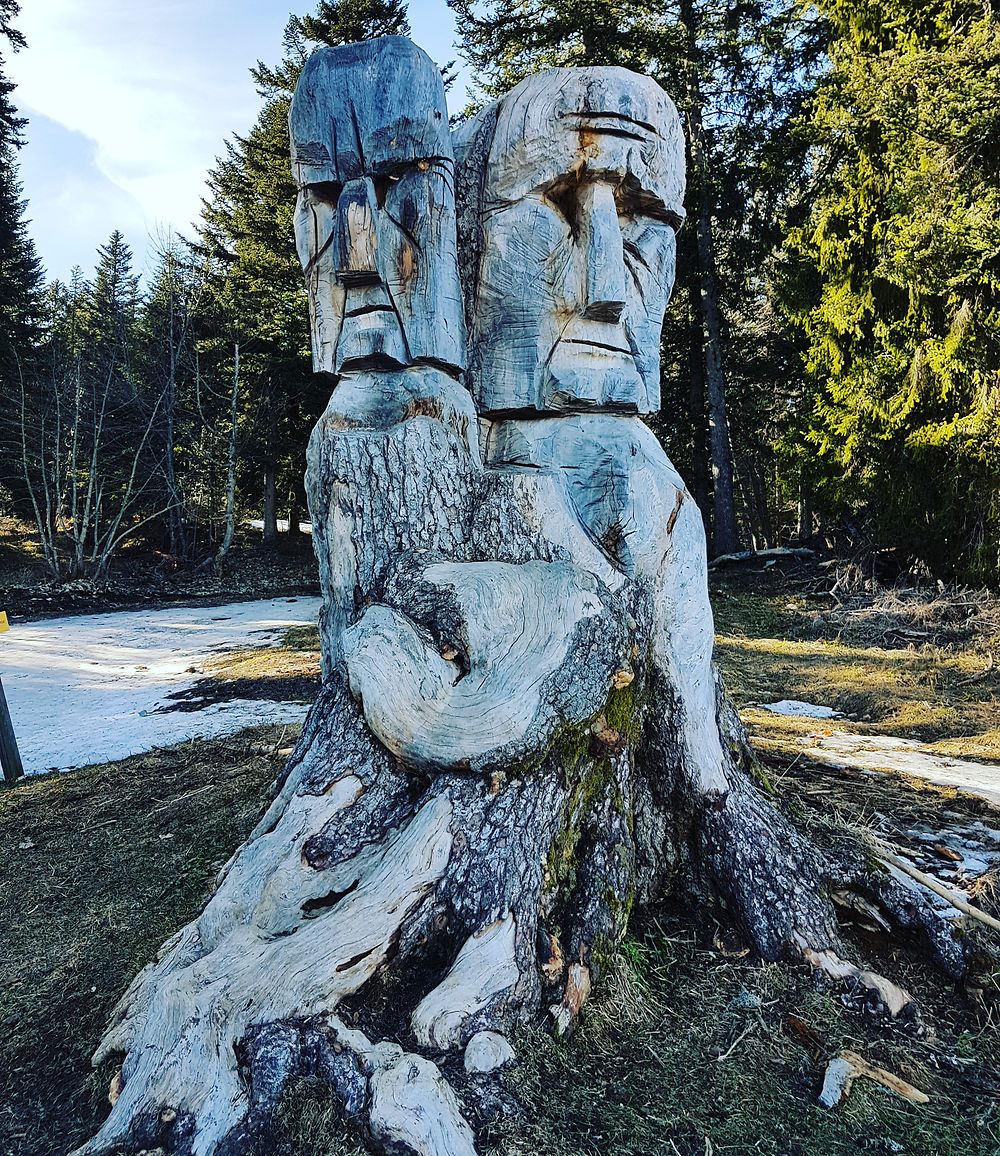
[2,560,999,1156]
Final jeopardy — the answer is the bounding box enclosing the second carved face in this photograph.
[290,37,465,376]
[457,68,686,416]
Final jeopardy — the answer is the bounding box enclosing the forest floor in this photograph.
[2,560,999,1155]
[0,516,319,621]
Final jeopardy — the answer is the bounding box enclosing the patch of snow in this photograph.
[1,597,322,775]
[247,518,313,534]
[760,700,844,720]
[800,731,1000,807]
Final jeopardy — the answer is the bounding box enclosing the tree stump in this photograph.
[74,37,981,1156]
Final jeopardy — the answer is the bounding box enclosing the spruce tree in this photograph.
[782,0,1000,581]
[0,0,43,503]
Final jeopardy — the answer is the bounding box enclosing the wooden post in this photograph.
[0,676,23,783]
[0,611,23,783]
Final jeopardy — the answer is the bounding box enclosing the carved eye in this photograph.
[373,174,400,209]
[308,180,343,206]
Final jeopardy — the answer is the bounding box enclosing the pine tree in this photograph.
[782,0,1000,581]
[0,0,43,504]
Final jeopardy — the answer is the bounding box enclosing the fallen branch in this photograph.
[714,1021,757,1062]
[819,1049,929,1108]
[870,836,1000,935]
[709,546,815,569]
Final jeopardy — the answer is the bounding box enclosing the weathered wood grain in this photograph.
[344,557,627,772]
[411,914,519,1049]
[291,36,464,375]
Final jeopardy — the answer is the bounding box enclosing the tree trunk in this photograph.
[797,473,814,541]
[73,44,980,1156]
[286,472,308,541]
[214,345,240,576]
[73,364,973,1156]
[681,0,740,558]
[162,287,187,561]
[686,298,712,540]
[261,467,278,547]
[739,453,775,550]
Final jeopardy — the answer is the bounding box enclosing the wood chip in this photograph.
[931,843,962,863]
[819,1050,929,1108]
[782,1013,826,1063]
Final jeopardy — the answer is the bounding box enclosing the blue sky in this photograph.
[7,0,469,283]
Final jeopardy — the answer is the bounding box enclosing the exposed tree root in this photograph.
[70,666,992,1156]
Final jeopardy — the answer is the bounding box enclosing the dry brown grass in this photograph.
[0,726,292,1156]
[713,569,1000,760]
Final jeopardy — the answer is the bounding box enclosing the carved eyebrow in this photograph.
[619,186,684,230]
[558,110,661,139]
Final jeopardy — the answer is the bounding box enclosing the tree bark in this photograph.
[73,44,981,1156]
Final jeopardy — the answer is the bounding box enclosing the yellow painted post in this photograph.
[0,612,25,782]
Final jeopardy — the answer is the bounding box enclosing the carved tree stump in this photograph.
[74,38,980,1156]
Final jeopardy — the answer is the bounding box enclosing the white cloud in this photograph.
[8,1,289,275]
[6,0,467,281]
[16,109,148,280]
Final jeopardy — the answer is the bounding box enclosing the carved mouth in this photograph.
[561,338,634,357]
[345,303,395,318]
[339,270,383,289]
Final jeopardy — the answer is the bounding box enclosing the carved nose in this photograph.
[338,177,381,286]
[578,182,626,323]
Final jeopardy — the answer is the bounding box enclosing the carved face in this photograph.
[457,68,685,414]
[291,37,464,376]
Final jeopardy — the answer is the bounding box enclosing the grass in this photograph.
[3,725,999,1156]
[0,514,320,622]
[490,922,1000,1156]
[713,572,1000,760]
[3,566,1000,1155]
[0,727,289,1156]
[264,917,1000,1156]
[3,739,994,1156]
[0,516,42,584]
[160,624,321,710]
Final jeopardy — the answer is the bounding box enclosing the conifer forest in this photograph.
[2,0,998,584]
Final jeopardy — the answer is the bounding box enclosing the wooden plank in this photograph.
[0,675,24,783]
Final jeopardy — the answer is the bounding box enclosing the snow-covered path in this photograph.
[794,731,1000,807]
[1,597,322,774]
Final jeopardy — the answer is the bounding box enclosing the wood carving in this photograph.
[74,39,983,1156]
